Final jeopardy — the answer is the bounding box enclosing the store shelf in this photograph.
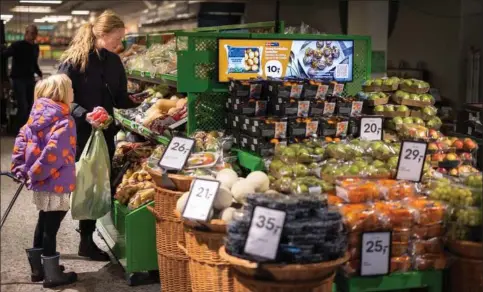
[233,148,265,172]
[114,111,170,145]
[127,70,177,87]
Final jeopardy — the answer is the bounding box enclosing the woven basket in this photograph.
[146,167,193,192]
[449,255,483,292]
[175,210,228,233]
[153,187,184,222]
[233,271,335,292]
[157,253,192,292]
[155,219,187,258]
[446,240,483,260]
[219,247,349,282]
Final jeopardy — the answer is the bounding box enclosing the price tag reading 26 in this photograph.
[158,136,195,171]
[396,141,428,182]
[244,206,286,260]
[360,231,391,276]
[360,117,383,141]
[182,179,220,222]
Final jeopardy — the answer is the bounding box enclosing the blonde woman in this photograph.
[11,74,78,288]
[58,10,134,262]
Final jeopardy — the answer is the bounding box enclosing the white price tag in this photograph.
[360,117,383,141]
[360,231,391,276]
[265,60,283,78]
[158,136,195,170]
[182,179,220,222]
[244,206,286,260]
[395,141,428,182]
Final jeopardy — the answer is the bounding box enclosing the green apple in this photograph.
[409,94,420,101]
[348,165,360,175]
[385,104,395,111]
[401,92,410,100]
[372,159,385,168]
[373,79,383,86]
[421,94,433,102]
[395,90,405,98]
[422,106,437,116]
[403,117,413,124]
[387,156,399,169]
[412,117,424,125]
[398,105,409,112]
[393,117,403,126]
[403,79,413,86]
[383,78,393,86]
[374,105,384,112]
[363,80,373,86]
[369,93,379,100]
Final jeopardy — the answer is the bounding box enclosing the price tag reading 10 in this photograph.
[360,117,383,141]
[158,136,195,171]
[244,206,286,260]
[360,231,391,276]
[182,179,220,222]
[395,141,428,182]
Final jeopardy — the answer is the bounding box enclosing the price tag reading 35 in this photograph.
[395,141,428,182]
[158,136,195,171]
[244,206,286,260]
[360,231,391,276]
[360,117,383,141]
[182,179,220,222]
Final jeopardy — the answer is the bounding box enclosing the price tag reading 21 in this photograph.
[158,136,195,171]
[396,141,428,182]
[244,206,286,260]
[182,179,220,222]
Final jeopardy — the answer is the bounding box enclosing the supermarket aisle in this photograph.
[1,137,160,292]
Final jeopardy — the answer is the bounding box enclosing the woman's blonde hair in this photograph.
[59,10,124,72]
[35,74,72,103]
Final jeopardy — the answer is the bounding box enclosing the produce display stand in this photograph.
[97,21,282,286]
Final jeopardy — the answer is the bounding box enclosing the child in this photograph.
[11,74,77,288]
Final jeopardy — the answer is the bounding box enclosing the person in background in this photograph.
[58,10,135,262]
[1,24,43,132]
[11,74,77,288]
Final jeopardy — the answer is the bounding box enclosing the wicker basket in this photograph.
[449,255,483,292]
[220,247,349,282]
[153,186,184,222]
[233,271,335,292]
[146,167,193,192]
[155,219,187,258]
[446,240,483,260]
[157,253,192,292]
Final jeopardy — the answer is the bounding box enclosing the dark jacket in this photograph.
[58,48,133,160]
[2,40,42,79]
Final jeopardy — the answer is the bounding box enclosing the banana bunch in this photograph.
[128,188,156,210]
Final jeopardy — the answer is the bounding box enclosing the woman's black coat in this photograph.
[58,48,133,160]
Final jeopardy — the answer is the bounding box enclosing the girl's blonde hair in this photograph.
[59,10,124,72]
[35,74,72,103]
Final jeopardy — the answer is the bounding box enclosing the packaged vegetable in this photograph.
[336,179,380,203]
[412,223,445,239]
[373,201,415,229]
[410,237,444,255]
[413,254,447,271]
[407,198,446,225]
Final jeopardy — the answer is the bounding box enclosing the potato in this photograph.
[247,59,254,66]
[253,57,259,65]
[251,65,259,71]
[248,51,255,59]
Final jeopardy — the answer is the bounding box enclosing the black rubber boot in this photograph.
[26,248,65,282]
[42,253,77,288]
[78,233,110,262]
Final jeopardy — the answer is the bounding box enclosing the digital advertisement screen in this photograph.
[218,39,354,83]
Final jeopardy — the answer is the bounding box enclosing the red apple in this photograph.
[449,168,459,176]
[428,142,439,151]
[452,140,464,150]
[463,138,477,151]
[432,153,445,162]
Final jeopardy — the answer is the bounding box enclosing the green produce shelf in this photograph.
[97,200,158,285]
[126,70,177,87]
[114,111,170,145]
[335,270,443,292]
[233,148,265,172]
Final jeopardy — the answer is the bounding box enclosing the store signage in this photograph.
[218,39,354,82]
[360,117,383,141]
[158,136,195,171]
[182,178,220,222]
[395,141,428,182]
[360,231,391,276]
[244,206,286,260]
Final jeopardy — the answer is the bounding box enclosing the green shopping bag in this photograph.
[70,129,111,220]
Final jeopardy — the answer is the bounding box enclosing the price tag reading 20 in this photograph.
[158,136,195,171]
[360,231,391,276]
[395,141,428,182]
[360,117,383,141]
[182,179,220,222]
[244,206,286,260]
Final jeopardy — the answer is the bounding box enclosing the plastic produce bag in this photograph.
[70,129,111,220]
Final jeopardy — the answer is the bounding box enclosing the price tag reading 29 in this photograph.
[244,206,286,260]
[360,231,391,276]
[395,141,428,182]
[182,179,220,222]
[360,117,383,141]
[158,136,195,171]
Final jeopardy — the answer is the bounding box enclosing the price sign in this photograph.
[360,117,383,141]
[140,71,145,77]
[244,206,286,260]
[182,179,220,221]
[360,231,391,276]
[395,141,428,182]
[265,60,283,78]
[158,136,195,171]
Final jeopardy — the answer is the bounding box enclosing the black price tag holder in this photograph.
[395,140,428,182]
[359,231,392,277]
[157,136,195,190]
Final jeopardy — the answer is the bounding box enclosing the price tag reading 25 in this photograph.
[396,141,428,182]
[244,206,286,260]
[360,231,391,276]
[360,117,383,141]
[158,136,195,171]
[182,179,220,222]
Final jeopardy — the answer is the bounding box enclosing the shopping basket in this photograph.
[0,172,25,230]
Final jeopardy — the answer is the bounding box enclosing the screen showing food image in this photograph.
[218,39,354,83]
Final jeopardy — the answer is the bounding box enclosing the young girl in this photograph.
[11,74,78,288]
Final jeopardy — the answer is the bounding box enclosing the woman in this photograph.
[58,10,134,261]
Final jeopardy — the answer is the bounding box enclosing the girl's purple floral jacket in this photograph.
[11,98,77,194]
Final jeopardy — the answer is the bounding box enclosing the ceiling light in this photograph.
[71,10,90,15]
[34,15,72,23]
[1,15,14,20]
[11,6,53,13]
[19,0,62,4]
